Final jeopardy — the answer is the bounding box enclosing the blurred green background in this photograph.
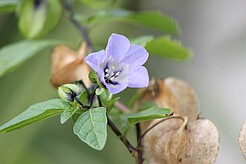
[0,0,246,163]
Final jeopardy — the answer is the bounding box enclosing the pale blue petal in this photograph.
[84,50,106,74]
[127,66,149,88]
[106,33,130,61]
[122,44,149,71]
[106,82,128,94]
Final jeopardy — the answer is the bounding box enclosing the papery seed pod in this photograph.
[140,79,179,114]
[50,42,91,87]
[164,77,199,123]
[239,121,246,160]
[143,117,219,164]
[142,116,187,164]
[140,77,199,124]
[187,119,220,164]
[140,77,219,164]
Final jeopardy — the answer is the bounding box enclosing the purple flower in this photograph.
[85,33,149,94]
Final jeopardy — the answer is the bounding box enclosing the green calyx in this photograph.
[58,84,82,102]
[89,71,104,88]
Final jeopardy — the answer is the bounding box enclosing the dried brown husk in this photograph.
[239,121,246,160]
[140,77,199,124]
[143,117,219,164]
[50,42,91,87]
[140,77,219,164]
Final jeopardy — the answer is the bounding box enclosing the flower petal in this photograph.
[84,50,106,73]
[123,44,149,71]
[127,66,149,88]
[106,33,130,61]
[106,82,128,94]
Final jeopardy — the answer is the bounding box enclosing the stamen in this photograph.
[115,72,120,76]
[105,69,109,73]
[105,74,109,78]
[111,66,115,70]
[110,72,115,77]
[110,77,115,81]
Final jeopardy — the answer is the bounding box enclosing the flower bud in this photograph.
[58,84,82,102]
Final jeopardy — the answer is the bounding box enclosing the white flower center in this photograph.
[101,57,129,86]
[104,66,122,85]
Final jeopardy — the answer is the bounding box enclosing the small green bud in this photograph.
[18,0,62,38]
[88,71,98,83]
[58,84,82,102]
[89,71,104,88]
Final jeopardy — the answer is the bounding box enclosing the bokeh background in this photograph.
[0,0,245,163]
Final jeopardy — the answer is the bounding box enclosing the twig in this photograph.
[97,95,103,107]
[63,0,93,52]
[136,123,144,164]
[115,101,131,113]
[89,89,96,108]
[96,95,136,154]
[107,115,136,154]
[74,97,90,109]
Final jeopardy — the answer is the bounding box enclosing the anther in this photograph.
[111,66,115,70]
[115,72,120,76]
[110,72,115,77]
[110,77,115,81]
[105,69,109,73]
[105,74,109,78]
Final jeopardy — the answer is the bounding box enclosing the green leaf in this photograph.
[99,90,119,109]
[0,99,66,133]
[78,90,89,105]
[18,0,62,38]
[127,107,172,126]
[73,107,107,150]
[60,106,78,124]
[85,10,178,34]
[131,35,154,47]
[0,0,18,15]
[126,11,178,34]
[78,0,115,9]
[0,39,64,77]
[145,36,192,61]
[121,108,172,134]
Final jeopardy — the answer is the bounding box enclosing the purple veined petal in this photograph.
[122,44,149,72]
[127,66,149,88]
[106,33,131,61]
[105,81,128,94]
[84,50,106,74]
[85,50,106,66]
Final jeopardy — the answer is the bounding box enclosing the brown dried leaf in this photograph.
[50,43,91,87]
[239,121,246,160]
